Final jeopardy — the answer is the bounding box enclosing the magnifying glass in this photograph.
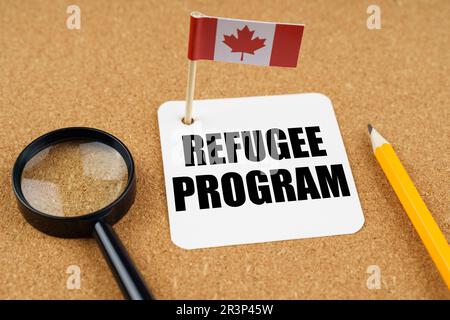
[12,127,153,300]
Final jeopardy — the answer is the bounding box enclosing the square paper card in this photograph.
[158,93,364,249]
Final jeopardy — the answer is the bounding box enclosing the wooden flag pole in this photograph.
[183,59,197,125]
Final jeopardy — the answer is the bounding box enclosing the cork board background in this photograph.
[0,0,449,299]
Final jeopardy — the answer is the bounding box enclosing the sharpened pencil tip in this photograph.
[368,124,373,134]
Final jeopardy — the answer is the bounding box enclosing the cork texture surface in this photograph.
[0,0,449,299]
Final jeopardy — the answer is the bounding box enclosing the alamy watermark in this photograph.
[366,265,396,290]
[66,5,81,30]
[66,265,81,290]
[367,5,382,30]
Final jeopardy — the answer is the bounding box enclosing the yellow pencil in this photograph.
[368,124,450,290]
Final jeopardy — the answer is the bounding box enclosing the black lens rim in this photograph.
[12,127,136,238]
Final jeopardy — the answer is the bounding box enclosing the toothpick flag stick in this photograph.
[183,59,197,125]
[183,11,203,125]
[184,12,304,124]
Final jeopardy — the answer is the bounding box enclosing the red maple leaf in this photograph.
[223,25,266,61]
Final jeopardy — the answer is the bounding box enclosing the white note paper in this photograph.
[158,93,364,249]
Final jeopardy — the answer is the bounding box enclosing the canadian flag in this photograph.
[188,12,304,68]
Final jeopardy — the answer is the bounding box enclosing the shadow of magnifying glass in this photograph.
[12,127,153,300]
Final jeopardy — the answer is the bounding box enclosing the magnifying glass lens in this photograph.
[21,140,128,217]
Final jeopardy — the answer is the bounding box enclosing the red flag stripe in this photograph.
[188,16,218,60]
[269,24,304,67]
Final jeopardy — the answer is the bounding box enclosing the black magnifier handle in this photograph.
[93,221,154,300]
